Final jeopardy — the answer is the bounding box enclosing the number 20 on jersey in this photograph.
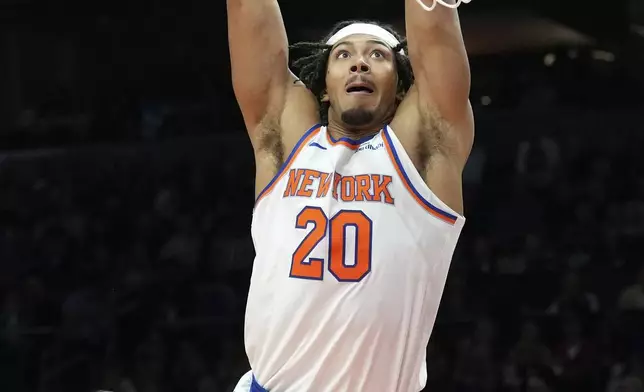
[290,206,372,282]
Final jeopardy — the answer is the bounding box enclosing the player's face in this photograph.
[324,34,399,128]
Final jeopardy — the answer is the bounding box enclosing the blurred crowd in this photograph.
[1,108,644,392]
[0,137,255,392]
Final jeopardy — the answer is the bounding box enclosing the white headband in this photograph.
[326,23,405,55]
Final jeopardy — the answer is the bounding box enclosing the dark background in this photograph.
[1,0,644,391]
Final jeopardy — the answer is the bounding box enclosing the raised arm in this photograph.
[404,0,473,160]
[227,0,294,139]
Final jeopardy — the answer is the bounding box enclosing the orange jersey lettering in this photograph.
[283,169,395,205]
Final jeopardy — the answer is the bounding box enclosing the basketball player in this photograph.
[227,0,473,390]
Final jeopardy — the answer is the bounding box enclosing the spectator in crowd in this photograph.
[618,265,644,311]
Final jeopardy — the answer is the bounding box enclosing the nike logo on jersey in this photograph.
[309,142,327,150]
[283,169,395,204]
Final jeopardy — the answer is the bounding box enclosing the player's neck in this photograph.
[326,116,392,142]
[326,123,381,141]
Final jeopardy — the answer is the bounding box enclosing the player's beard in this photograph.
[341,108,374,127]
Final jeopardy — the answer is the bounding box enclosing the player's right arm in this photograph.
[227,0,316,145]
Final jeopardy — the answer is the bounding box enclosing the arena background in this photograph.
[1,0,644,391]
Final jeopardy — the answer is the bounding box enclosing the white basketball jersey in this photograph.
[246,124,465,392]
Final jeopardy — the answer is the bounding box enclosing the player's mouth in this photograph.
[346,82,374,95]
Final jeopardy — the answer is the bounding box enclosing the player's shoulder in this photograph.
[252,90,320,199]
[252,82,318,157]
[247,73,319,150]
[389,90,469,217]
[392,86,474,165]
[279,83,321,153]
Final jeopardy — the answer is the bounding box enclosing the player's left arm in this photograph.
[403,0,474,164]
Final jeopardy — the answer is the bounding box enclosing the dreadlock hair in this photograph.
[289,20,414,125]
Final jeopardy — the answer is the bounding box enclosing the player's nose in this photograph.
[350,58,370,74]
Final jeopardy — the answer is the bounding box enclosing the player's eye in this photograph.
[336,50,350,59]
[371,50,384,58]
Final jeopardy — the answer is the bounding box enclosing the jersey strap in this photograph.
[382,125,461,225]
[255,124,321,206]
